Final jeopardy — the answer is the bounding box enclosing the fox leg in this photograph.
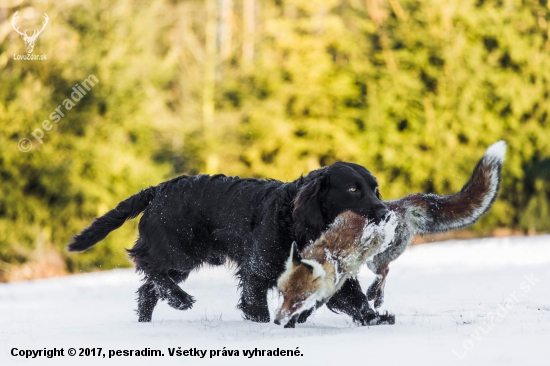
[367,264,390,309]
[366,233,409,308]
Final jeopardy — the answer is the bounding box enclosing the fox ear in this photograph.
[301,259,326,279]
[285,242,302,271]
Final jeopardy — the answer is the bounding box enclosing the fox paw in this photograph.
[366,282,385,308]
[283,317,297,328]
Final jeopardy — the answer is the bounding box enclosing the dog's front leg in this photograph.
[237,274,270,323]
[326,277,368,323]
[327,277,394,326]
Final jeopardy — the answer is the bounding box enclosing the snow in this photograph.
[1,235,550,365]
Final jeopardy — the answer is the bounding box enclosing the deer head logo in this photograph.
[11,11,49,54]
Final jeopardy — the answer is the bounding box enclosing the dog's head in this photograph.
[274,242,333,326]
[293,162,388,244]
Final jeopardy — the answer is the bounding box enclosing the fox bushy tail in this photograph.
[66,187,156,252]
[391,141,506,235]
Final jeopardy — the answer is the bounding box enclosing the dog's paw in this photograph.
[137,312,153,322]
[365,310,395,326]
[353,305,375,326]
[242,311,270,323]
[354,303,395,326]
[238,302,270,323]
[374,311,395,325]
[166,292,195,310]
[384,312,396,325]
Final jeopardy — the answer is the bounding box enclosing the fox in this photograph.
[274,210,398,327]
[365,140,506,308]
[275,141,506,327]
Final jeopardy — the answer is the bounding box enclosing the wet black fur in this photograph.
[67,162,389,324]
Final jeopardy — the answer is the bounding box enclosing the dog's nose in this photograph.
[274,318,281,325]
[375,207,389,222]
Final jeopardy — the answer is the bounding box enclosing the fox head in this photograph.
[274,242,335,326]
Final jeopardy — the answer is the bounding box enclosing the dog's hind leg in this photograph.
[167,269,191,284]
[136,270,193,322]
[150,271,195,311]
[136,281,159,322]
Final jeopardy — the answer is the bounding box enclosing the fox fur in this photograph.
[274,210,398,327]
[275,141,506,326]
[366,141,507,308]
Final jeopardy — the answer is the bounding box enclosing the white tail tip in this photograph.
[484,140,506,163]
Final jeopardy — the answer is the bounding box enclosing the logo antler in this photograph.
[12,11,49,54]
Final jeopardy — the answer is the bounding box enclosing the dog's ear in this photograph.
[293,174,326,243]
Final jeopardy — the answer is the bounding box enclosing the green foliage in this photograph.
[0,0,178,275]
[1,0,549,279]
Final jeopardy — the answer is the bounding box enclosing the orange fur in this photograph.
[275,210,396,325]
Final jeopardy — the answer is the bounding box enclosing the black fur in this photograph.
[68,162,388,324]
[67,187,156,252]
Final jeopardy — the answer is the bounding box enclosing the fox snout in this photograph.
[274,301,301,326]
[274,305,299,326]
[275,300,325,326]
[273,312,288,326]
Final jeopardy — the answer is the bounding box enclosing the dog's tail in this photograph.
[66,187,156,252]
[388,141,506,235]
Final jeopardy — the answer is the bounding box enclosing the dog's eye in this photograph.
[348,187,357,193]
[374,187,381,198]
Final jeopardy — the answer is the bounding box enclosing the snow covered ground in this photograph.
[1,235,550,366]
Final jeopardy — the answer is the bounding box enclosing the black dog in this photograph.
[67,162,391,325]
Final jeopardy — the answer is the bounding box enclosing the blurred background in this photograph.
[0,0,549,282]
